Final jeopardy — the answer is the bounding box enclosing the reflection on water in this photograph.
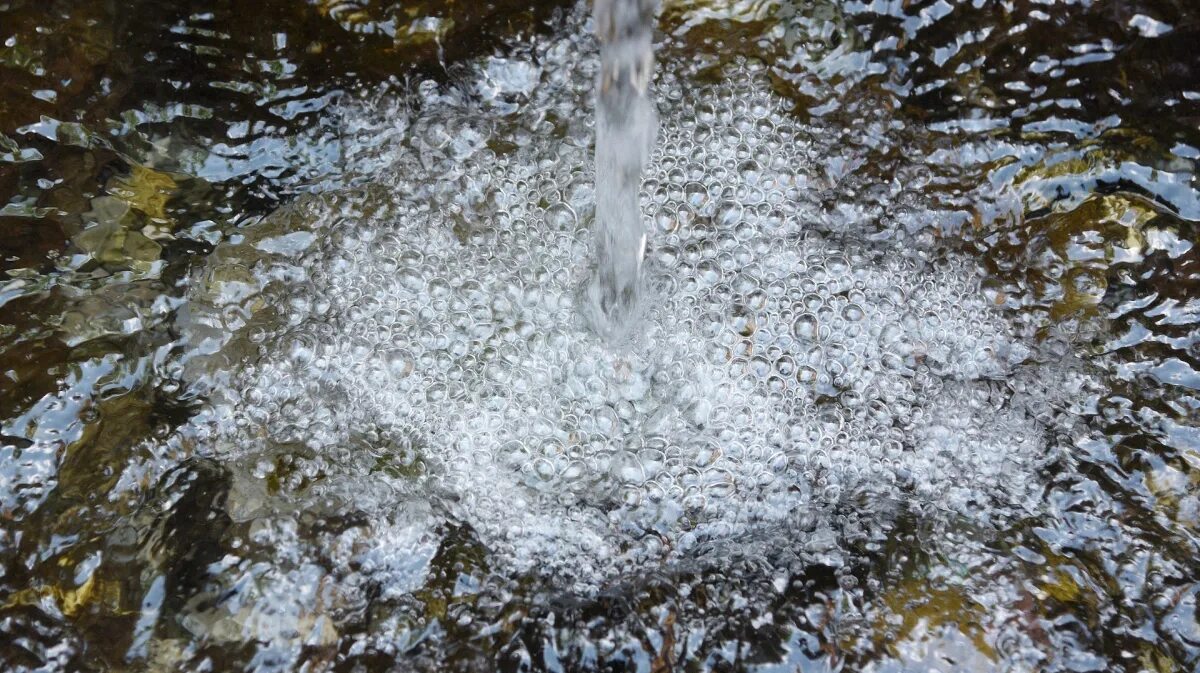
[1,0,1199,672]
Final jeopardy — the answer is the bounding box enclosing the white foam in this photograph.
[170,8,1086,593]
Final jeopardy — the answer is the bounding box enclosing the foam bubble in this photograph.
[170,9,1087,596]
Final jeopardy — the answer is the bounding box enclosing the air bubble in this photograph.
[172,34,1080,600]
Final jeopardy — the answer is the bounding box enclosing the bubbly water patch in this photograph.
[172,10,1089,593]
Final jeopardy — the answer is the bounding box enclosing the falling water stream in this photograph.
[586,0,659,340]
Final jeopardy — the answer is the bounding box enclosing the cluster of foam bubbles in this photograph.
[172,6,1090,593]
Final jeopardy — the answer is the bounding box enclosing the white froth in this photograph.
[173,10,1081,591]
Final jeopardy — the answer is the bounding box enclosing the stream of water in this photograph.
[586,0,659,341]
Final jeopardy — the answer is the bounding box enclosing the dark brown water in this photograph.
[1,1,1199,672]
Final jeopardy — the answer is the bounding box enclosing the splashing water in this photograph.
[6,0,1200,670]
[584,0,659,341]
[168,5,1091,599]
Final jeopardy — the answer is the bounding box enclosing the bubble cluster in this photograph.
[173,10,1088,591]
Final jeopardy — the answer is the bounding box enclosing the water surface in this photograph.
[1,1,1199,672]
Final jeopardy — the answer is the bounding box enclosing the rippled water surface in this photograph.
[2,1,1199,671]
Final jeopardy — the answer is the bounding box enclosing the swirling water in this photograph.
[1,1,1199,672]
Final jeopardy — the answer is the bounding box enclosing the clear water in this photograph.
[2,1,1199,672]
[585,0,659,341]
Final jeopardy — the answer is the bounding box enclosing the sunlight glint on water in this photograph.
[4,0,1200,669]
